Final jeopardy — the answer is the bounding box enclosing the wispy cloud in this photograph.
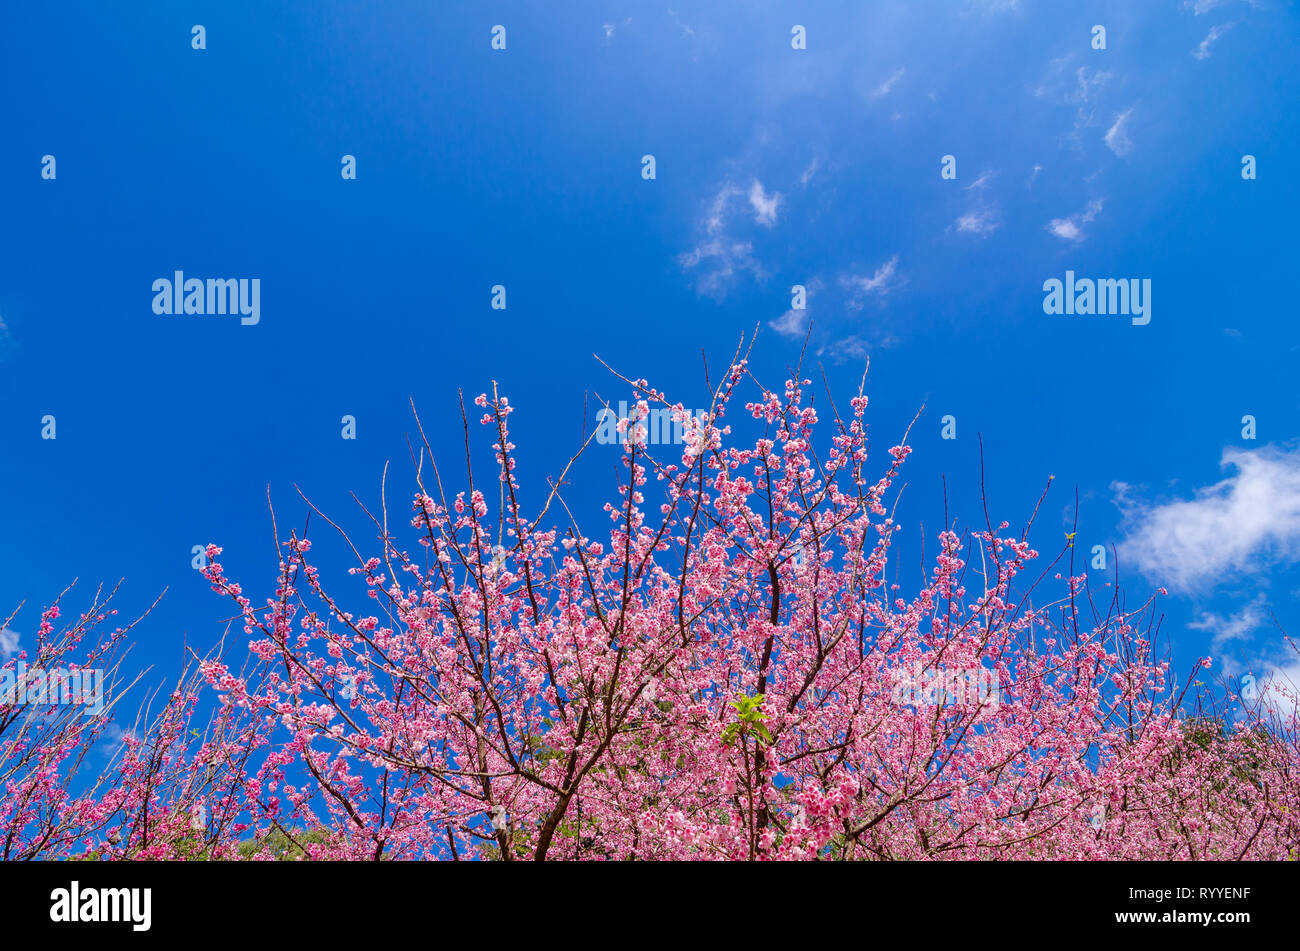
[1182,0,1258,14]
[820,336,868,363]
[97,721,140,759]
[769,308,808,338]
[1104,108,1135,156]
[954,207,1000,237]
[1192,22,1235,59]
[1033,60,1116,149]
[1192,597,1300,722]
[840,255,901,307]
[0,627,19,660]
[748,180,782,227]
[1116,446,1300,593]
[679,238,761,300]
[702,184,741,235]
[666,8,695,39]
[1191,597,1267,652]
[965,170,997,191]
[818,334,898,363]
[965,0,1021,13]
[1034,60,1111,106]
[1252,658,1300,723]
[680,182,775,299]
[871,67,905,100]
[1046,199,1103,242]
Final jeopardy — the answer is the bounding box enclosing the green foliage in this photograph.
[721,694,773,748]
[236,827,331,861]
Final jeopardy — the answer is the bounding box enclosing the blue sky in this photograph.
[2,0,1299,729]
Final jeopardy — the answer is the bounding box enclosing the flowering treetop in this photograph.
[3,351,1297,860]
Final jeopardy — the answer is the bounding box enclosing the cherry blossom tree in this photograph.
[4,350,1298,860]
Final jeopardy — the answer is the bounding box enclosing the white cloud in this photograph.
[965,0,1020,13]
[1116,446,1300,593]
[1182,0,1257,14]
[799,158,819,187]
[748,179,782,227]
[1223,645,1300,726]
[955,207,1000,237]
[0,627,19,659]
[1048,219,1082,241]
[1254,657,1300,724]
[1104,108,1134,156]
[965,170,997,190]
[769,308,808,338]
[1192,22,1235,59]
[667,9,695,39]
[1074,66,1112,104]
[817,336,870,364]
[1193,599,1300,723]
[678,238,761,300]
[840,255,901,306]
[871,67,905,100]
[1191,597,1267,652]
[97,721,140,759]
[702,183,741,235]
[680,183,771,299]
[818,334,899,363]
[1032,61,1118,149]
[1046,198,1103,242]
[1034,61,1111,106]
